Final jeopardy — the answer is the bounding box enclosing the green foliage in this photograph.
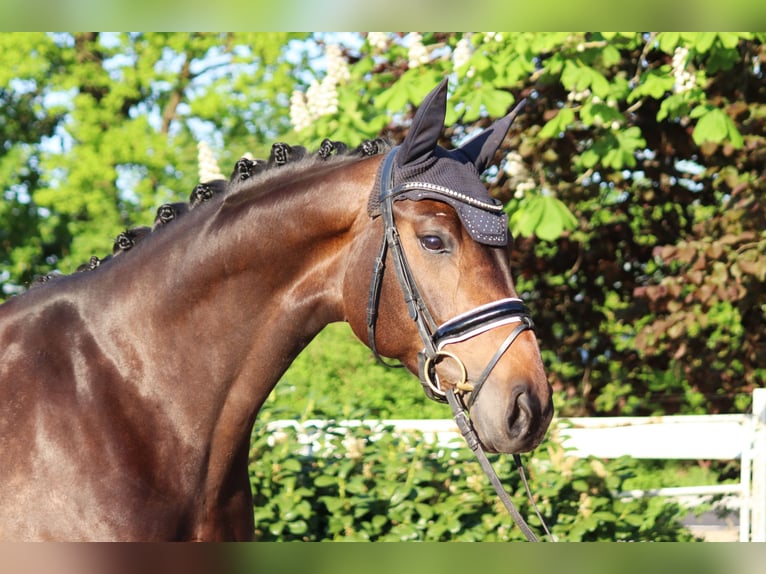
[690,106,744,148]
[509,194,578,242]
[538,108,575,139]
[247,419,698,541]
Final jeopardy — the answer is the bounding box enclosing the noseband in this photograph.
[366,147,535,407]
[366,148,552,542]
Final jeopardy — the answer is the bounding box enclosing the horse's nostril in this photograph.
[508,389,535,438]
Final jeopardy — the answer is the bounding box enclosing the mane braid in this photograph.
[48,137,391,290]
[154,202,190,229]
[112,226,152,255]
[224,138,391,198]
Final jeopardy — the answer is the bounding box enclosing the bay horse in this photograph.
[0,79,552,541]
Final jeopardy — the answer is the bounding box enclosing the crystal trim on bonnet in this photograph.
[392,181,505,213]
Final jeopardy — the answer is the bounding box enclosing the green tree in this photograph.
[0,32,305,291]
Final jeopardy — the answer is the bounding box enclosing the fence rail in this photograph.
[266,388,765,542]
[558,387,765,542]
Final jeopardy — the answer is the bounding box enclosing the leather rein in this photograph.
[366,148,552,542]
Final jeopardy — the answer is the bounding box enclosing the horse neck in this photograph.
[98,156,380,415]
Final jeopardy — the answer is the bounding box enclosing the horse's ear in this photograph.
[396,78,449,167]
[456,99,526,173]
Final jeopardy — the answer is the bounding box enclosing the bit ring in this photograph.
[423,350,472,397]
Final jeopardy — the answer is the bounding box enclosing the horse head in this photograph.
[346,79,553,454]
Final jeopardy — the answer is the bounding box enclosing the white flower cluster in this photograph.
[289,44,350,132]
[343,436,366,460]
[407,33,430,68]
[483,32,503,43]
[306,77,339,118]
[567,87,591,103]
[672,46,696,94]
[325,44,350,84]
[289,90,313,132]
[452,36,472,71]
[503,151,537,199]
[197,141,223,183]
[367,32,390,53]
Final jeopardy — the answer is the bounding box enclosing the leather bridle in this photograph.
[366,147,535,404]
[366,147,552,541]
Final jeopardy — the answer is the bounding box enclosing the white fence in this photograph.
[559,388,766,542]
[266,388,765,542]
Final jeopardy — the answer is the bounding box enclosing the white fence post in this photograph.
[740,414,752,542]
[751,388,766,542]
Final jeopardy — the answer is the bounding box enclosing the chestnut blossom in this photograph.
[325,44,350,84]
[407,33,430,68]
[672,46,696,94]
[197,141,223,183]
[289,90,312,132]
[289,43,349,131]
[503,151,536,199]
[366,32,390,53]
[452,37,472,71]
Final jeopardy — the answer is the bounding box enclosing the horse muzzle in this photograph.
[416,297,552,453]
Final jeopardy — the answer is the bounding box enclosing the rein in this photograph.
[366,148,552,542]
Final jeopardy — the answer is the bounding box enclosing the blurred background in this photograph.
[0,32,764,542]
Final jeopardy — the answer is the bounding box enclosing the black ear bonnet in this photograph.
[367,78,524,247]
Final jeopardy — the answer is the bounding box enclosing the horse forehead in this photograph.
[404,198,461,222]
[400,200,512,282]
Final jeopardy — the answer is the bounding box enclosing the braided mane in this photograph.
[30,137,390,289]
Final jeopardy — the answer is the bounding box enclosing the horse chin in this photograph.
[468,381,553,454]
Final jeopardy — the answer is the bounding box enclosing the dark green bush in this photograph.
[248,421,698,542]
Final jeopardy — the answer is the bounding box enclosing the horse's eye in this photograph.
[420,235,446,253]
